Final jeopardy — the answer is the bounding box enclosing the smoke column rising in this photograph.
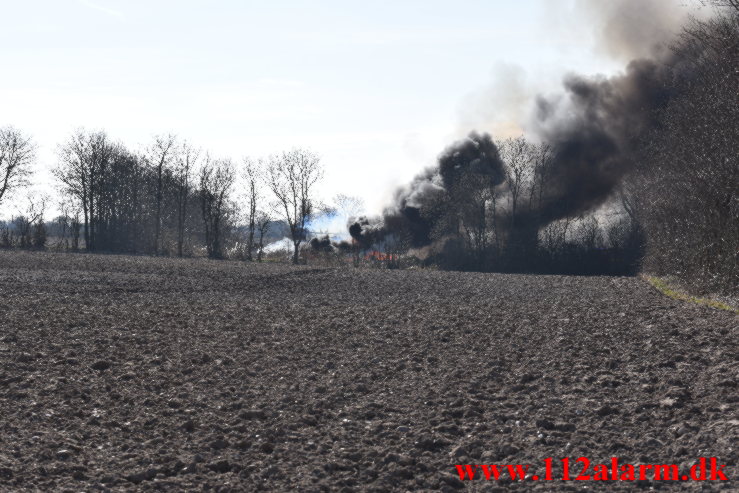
[350,0,708,248]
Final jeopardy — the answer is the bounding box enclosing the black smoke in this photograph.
[308,235,353,254]
[349,132,506,247]
[349,4,709,252]
[532,57,680,223]
[348,215,387,249]
[437,131,506,190]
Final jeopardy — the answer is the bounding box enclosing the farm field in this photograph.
[0,251,736,492]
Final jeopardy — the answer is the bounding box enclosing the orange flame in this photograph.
[364,250,397,262]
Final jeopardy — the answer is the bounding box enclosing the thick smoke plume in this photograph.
[531,57,677,223]
[350,0,706,250]
[350,132,505,248]
[576,0,694,62]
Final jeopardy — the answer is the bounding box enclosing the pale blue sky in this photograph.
[0,0,692,215]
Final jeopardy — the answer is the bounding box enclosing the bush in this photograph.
[631,11,738,294]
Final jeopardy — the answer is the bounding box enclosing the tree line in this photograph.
[625,7,738,293]
[349,134,645,276]
[0,127,324,263]
[348,4,736,293]
[0,4,734,293]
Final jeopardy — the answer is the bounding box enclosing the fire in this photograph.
[364,250,397,262]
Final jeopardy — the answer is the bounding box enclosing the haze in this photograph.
[2,0,687,216]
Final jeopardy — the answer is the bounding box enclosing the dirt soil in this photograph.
[0,251,736,492]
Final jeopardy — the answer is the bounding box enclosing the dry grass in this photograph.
[644,275,738,313]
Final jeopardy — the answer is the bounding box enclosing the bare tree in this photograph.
[701,0,739,11]
[255,210,272,262]
[450,171,492,268]
[145,134,177,255]
[333,193,365,219]
[242,158,261,261]
[14,195,47,249]
[52,198,81,251]
[52,129,210,256]
[52,214,69,251]
[530,142,553,213]
[630,8,738,292]
[576,215,602,251]
[67,208,81,252]
[500,136,535,230]
[174,141,199,257]
[55,130,114,251]
[199,157,235,259]
[0,126,35,207]
[265,149,323,264]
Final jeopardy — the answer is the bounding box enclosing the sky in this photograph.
[1,0,684,221]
